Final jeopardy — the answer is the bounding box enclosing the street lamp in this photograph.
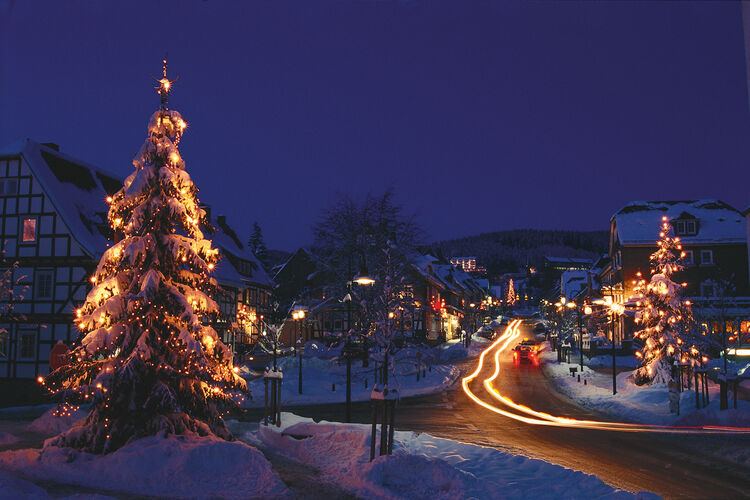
[292,309,306,394]
[344,272,375,423]
[565,300,591,372]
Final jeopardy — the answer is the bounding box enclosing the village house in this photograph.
[602,200,750,347]
[0,139,273,379]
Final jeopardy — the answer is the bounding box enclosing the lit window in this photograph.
[700,250,713,265]
[22,218,36,242]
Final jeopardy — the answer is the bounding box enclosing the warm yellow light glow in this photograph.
[354,276,375,286]
[106,196,113,203]
[207,263,214,270]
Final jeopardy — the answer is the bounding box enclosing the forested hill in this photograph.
[433,229,609,275]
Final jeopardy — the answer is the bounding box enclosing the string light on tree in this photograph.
[632,216,700,385]
[41,58,247,454]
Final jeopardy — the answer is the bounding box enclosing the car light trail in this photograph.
[462,320,750,434]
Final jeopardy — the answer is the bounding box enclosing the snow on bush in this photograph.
[27,406,88,435]
[0,434,290,499]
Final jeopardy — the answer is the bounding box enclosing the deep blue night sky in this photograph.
[2,1,749,251]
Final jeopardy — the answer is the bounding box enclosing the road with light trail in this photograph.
[268,320,750,499]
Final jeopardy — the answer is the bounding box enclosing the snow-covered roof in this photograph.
[612,200,745,245]
[0,138,119,258]
[0,138,273,289]
[211,217,274,289]
[411,252,481,297]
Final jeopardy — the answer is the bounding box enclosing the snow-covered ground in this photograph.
[541,347,750,466]
[238,412,658,500]
[239,336,491,408]
[0,404,660,499]
[542,348,750,427]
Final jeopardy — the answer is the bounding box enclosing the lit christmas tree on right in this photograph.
[632,215,701,386]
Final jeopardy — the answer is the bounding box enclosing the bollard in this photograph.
[577,374,581,383]
[365,378,368,389]
[416,364,420,382]
[332,383,335,392]
[584,378,587,385]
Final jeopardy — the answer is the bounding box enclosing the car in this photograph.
[512,340,540,365]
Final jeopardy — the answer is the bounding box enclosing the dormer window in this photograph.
[673,219,697,236]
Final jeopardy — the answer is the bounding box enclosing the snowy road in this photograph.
[246,324,750,499]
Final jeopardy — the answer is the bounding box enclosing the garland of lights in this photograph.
[40,59,247,453]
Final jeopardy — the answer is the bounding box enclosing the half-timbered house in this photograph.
[0,139,273,378]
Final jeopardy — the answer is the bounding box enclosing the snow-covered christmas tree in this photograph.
[43,59,247,453]
[632,215,698,385]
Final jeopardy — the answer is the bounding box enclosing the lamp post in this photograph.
[564,300,590,372]
[343,271,376,423]
[610,303,623,395]
[292,309,306,394]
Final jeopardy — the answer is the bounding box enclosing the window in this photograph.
[19,332,36,359]
[683,250,694,265]
[36,270,54,298]
[5,179,17,195]
[701,281,716,297]
[22,218,37,242]
[674,220,697,236]
[700,249,713,265]
[612,251,621,269]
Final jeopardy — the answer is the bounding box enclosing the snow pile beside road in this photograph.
[541,350,749,428]
[253,413,656,499]
[0,434,290,499]
[543,350,694,425]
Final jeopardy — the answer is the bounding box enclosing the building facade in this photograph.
[604,200,750,346]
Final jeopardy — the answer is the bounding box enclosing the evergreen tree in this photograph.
[633,216,699,385]
[248,221,267,265]
[506,279,517,307]
[43,60,246,453]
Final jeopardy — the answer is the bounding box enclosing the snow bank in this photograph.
[0,431,20,446]
[542,350,749,427]
[0,434,290,499]
[26,406,89,435]
[252,413,654,499]
[0,470,116,499]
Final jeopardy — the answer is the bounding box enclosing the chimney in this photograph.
[200,203,212,221]
[217,215,226,227]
